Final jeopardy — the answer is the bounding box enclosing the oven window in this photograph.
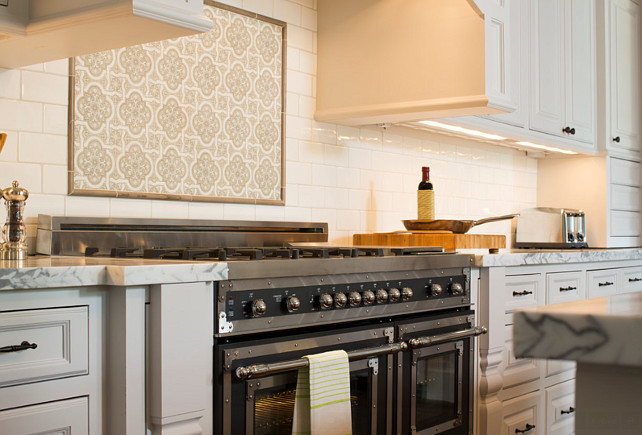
[416,350,458,431]
[249,366,374,435]
[350,368,371,435]
[252,374,297,435]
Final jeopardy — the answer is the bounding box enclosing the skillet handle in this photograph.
[472,214,519,227]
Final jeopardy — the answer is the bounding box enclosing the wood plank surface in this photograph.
[352,233,505,252]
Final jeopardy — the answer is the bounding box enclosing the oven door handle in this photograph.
[407,326,488,349]
[235,341,408,380]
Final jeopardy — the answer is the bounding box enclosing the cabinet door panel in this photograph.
[564,0,595,143]
[502,391,541,435]
[610,0,640,152]
[546,380,575,435]
[0,397,88,434]
[530,0,564,137]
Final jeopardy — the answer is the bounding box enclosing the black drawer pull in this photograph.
[515,423,536,433]
[629,277,642,283]
[562,126,576,135]
[561,406,575,415]
[0,341,38,353]
[613,136,621,143]
[513,290,533,297]
[559,286,577,292]
[598,281,614,287]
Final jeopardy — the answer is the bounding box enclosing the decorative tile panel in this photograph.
[69,1,286,204]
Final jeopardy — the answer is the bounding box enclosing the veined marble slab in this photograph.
[472,248,642,267]
[513,293,642,367]
[0,256,228,290]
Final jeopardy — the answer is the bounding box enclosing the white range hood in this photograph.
[0,0,213,69]
[315,0,506,126]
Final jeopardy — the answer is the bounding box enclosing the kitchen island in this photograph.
[513,293,642,434]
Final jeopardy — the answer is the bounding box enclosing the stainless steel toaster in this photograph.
[514,207,588,249]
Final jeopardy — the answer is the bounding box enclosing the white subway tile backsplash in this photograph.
[274,0,301,25]
[110,198,152,218]
[43,104,68,135]
[300,6,317,31]
[287,25,314,52]
[43,59,70,75]
[42,165,68,194]
[21,71,68,104]
[0,162,42,193]
[151,201,189,219]
[65,195,111,216]
[0,100,42,132]
[287,70,313,96]
[19,132,67,164]
[0,69,20,99]
[4,0,537,247]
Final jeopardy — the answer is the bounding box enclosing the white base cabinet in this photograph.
[0,397,89,435]
[477,258,642,434]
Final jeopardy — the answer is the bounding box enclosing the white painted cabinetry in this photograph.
[604,0,640,157]
[0,288,106,434]
[477,258,642,435]
[530,0,596,146]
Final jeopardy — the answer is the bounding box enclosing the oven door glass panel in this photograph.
[411,341,463,433]
[244,359,377,435]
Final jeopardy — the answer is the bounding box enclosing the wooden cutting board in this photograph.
[353,232,505,253]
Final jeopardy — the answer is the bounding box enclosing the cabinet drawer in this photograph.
[546,380,575,435]
[502,390,541,435]
[610,184,641,211]
[587,269,618,298]
[505,273,544,313]
[610,158,640,187]
[610,210,640,237]
[545,359,575,378]
[547,271,586,304]
[618,266,642,294]
[504,324,541,389]
[0,396,88,434]
[0,306,88,388]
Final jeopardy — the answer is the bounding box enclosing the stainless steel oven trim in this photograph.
[410,340,464,435]
[221,326,393,435]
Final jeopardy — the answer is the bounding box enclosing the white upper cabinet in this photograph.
[606,0,640,157]
[530,0,596,146]
[0,0,212,69]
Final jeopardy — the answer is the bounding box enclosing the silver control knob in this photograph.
[362,290,375,305]
[376,289,389,303]
[430,283,443,296]
[286,296,300,312]
[388,288,401,302]
[401,287,414,301]
[349,291,362,307]
[450,282,464,296]
[334,292,347,308]
[251,299,267,316]
[319,293,333,309]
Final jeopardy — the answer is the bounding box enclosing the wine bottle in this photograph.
[417,166,434,220]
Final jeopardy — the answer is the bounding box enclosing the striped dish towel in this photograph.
[292,350,352,435]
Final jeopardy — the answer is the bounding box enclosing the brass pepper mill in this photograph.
[1,180,29,260]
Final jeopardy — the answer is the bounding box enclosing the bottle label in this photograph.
[417,190,435,220]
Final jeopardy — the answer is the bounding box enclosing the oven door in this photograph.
[397,311,474,435]
[215,323,394,435]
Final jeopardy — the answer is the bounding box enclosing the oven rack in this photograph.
[234,326,487,380]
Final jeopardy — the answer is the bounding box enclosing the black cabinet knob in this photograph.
[613,136,621,143]
[562,126,576,135]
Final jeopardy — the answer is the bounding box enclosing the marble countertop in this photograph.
[513,292,642,367]
[0,256,228,290]
[471,248,642,267]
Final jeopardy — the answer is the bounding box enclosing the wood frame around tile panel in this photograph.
[67,0,287,206]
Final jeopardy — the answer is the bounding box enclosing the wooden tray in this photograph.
[353,232,505,253]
